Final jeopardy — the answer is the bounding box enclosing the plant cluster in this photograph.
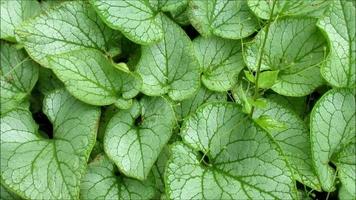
[0,0,355,199]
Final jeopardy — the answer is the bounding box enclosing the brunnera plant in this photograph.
[0,0,354,200]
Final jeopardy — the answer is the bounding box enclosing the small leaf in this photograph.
[254,115,286,132]
[258,70,279,89]
[81,154,155,200]
[0,89,101,199]
[244,70,255,83]
[104,96,175,180]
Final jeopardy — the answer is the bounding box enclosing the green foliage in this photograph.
[0,0,355,199]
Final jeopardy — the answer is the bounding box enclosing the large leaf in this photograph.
[310,88,355,192]
[174,86,226,120]
[193,36,244,91]
[253,99,321,191]
[166,103,296,199]
[247,0,330,19]
[0,42,39,115]
[136,15,200,101]
[317,0,356,88]
[16,1,121,66]
[151,146,170,198]
[0,89,100,199]
[104,96,175,180]
[189,0,259,39]
[0,0,41,42]
[244,17,327,96]
[81,154,155,200]
[90,0,163,45]
[47,49,141,108]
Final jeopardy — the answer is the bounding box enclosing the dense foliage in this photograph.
[0,0,355,199]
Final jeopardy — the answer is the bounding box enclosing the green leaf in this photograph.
[247,0,330,19]
[189,0,259,39]
[0,0,41,42]
[174,86,226,120]
[245,17,327,96]
[193,36,244,91]
[335,142,356,197]
[81,154,155,200]
[0,42,39,115]
[47,49,141,107]
[151,146,170,197]
[1,183,21,200]
[16,1,121,66]
[104,96,175,180]
[0,89,100,199]
[267,94,307,117]
[317,0,356,88]
[253,99,321,191]
[136,15,200,101]
[90,0,163,45]
[36,67,64,95]
[166,103,296,199]
[258,70,279,89]
[339,184,356,200]
[310,88,355,192]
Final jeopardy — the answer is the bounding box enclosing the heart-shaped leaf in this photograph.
[193,36,244,91]
[0,89,100,199]
[136,15,200,101]
[166,102,296,199]
[104,96,175,180]
[81,154,155,200]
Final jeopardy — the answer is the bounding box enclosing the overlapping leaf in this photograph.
[16,1,121,66]
[310,88,355,193]
[247,0,330,19]
[244,17,327,96]
[81,154,155,200]
[166,103,296,199]
[0,42,39,115]
[193,36,244,91]
[189,0,259,39]
[47,49,141,108]
[0,89,100,199]
[104,96,175,180]
[317,0,355,88]
[136,15,200,101]
[0,0,41,42]
[174,86,226,120]
[253,99,321,190]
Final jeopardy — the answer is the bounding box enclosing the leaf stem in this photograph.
[249,0,277,117]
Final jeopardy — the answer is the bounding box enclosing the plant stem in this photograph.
[249,0,277,117]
